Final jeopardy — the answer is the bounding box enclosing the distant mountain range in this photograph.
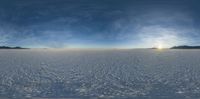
[0,46,28,49]
[171,45,200,49]
[1,45,200,49]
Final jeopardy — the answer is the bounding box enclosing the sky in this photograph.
[0,0,200,48]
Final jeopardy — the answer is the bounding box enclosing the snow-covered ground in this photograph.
[0,49,200,99]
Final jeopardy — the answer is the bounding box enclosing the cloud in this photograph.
[135,25,191,48]
[0,25,16,46]
[111,8,200,48]
[0,34,9,45]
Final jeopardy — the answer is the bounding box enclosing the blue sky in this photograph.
[0,0,200,48]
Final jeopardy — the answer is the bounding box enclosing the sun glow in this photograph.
[157,44,163,49]
[154,41,164,50]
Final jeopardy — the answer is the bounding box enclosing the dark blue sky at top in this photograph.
[0,0,200,48]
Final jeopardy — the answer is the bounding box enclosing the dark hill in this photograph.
[171,45,200,49]
[0,46,28,49]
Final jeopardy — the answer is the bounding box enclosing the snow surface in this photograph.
[0,49,200,99]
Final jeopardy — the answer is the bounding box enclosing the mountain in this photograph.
[171,45,200,49]
[0,46,28,49]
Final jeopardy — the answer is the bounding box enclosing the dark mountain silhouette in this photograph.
[0,46,28,49]
[171,45,200,49]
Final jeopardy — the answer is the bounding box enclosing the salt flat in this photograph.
[0,49,200,99]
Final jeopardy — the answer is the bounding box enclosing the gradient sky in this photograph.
[0,0,200,48]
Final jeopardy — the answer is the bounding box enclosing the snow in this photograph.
[0,49,200,99]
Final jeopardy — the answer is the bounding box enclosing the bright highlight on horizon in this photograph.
[157,44,163,49]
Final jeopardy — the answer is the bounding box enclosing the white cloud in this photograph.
[135,25,193,48]
[0,27,13,45]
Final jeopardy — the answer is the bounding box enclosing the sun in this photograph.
[157,44,163,49]
[154,42,164,50]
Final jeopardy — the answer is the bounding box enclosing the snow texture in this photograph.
[0,49,200,99]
